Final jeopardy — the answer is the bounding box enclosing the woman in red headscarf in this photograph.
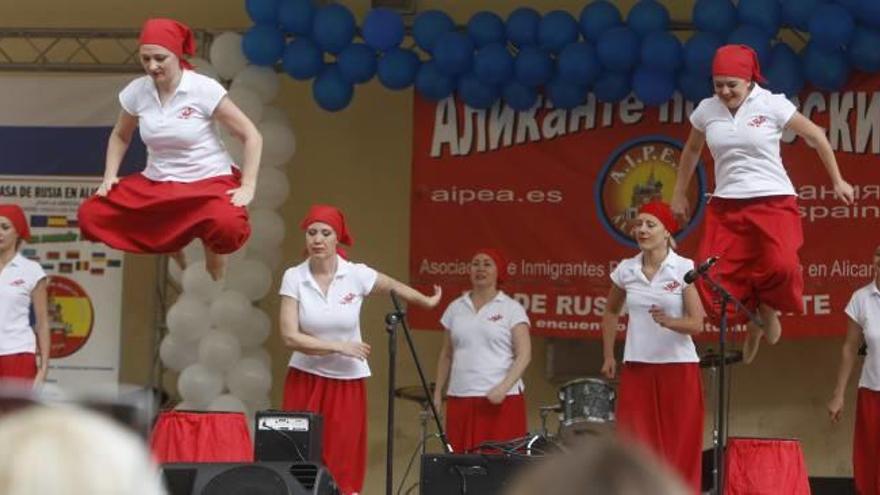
[671,44,855,362]
[0,205,50,386]
[432,248,531,453]
[601,201,705,494]
[278,204,441,495]
[77,18,262,280]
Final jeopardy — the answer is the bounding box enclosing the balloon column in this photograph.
[161,48,295,424]
[240,0,880,112]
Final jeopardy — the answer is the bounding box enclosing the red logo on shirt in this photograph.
[747,115,768,128]
[178,106,196,119]
[663,281,681,292]
[340,293,357,305]
[9,278,25,287]
[487,313,503,322]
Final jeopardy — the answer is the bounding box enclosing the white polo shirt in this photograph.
[610,250,699,364]
[279,256,378,379]
[689,84,797,199]
[119,70,235,183]
[0,253,47,356]
[440,291,530,397]
[845,281,880,391]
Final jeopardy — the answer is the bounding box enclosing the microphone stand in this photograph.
[385,291,452,495]
[695,271,762,495]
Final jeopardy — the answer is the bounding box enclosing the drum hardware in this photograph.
[556,377,617,443]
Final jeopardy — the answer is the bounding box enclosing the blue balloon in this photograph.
[809,4,855,50]
[857,0,880,29]
[515,46,554,87]
[377,48,420,90]
[458,73,499,110]
[684,32,723,76]
[579,0,622,41]
[641,31,683,72]
[597,26,640,72]
[362,8,404,52]
[627,0,670,37]
[677,71,713,102]
[506,7,541,48]
[313,64,353,112]
[337,43,377,84]
[633,68,675,106]
[468,12,506,48]
[474,43,514,85]
[312,3,355,54]
[693,0,737,36]
[781,0,822,31]
[415,62,456,101]
[538,10,580,53]
[242,25,285,66]
[547,77,587,109]
[593,72,631,103]
[433,32,474,76]
[282,38,323,80]
[848,26,880,73]
[278,0,315,36]
[502,81,538,111]
[802,42,850,91]
[246,0,279,24]
[727,25,772,67]
[738,0,782,36]
[765,43,804,97]
[413,10,455,53]
[558,42,601,86]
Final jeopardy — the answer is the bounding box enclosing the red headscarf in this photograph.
[474,248,508,284]
[138,18,196,69]
[300,205,353,258]
[638,201,679,234]
[0,204,31,241]
[712,44,766,83]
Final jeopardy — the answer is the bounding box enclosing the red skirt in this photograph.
[695,196,804,325]
[78,172,249,254]
[282,367,366,495]
[855,387,880,495]
[445,394,527,453]
[616,362,704,494]
[725,437,810,494]
[149,410,253,463]
[0,352,36,383]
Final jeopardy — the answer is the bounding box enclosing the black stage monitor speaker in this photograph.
[254,410,323,462]
[420,453,532,495]
[162,461,339,495]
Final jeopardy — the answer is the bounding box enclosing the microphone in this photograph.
[684,256,719,284]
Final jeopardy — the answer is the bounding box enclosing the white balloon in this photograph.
[209,290,253,333]
[259,121,297,168]
[261,105,293,128]
[251,167,291,210]
[183,239,206,264]
[189,56,221,81]
[181,261,224,302]
[209,32,248,80]
[166,297,211,343]
[207,393,249,413]
[232,65,280,103]
[248,209,286,252]
[234,307,272,348]
[198,331,243,371]
[159,334,199,371]
[225,258,274,301]
[178,364,224,406]
[242,347,271,369]
[226,357,272,402]
[246,243,286,271]
[228,87,264,124]
[228,244,249,264]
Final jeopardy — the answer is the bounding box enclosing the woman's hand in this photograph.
[95,177,120,197]
[486,385,507,405]
[336,341,371,360]
[670,191,690,226]
[833,179,855,205]
[827,393,845,423]
[424,285,443,308]
[227,183,256,207]
[600,357,616,380]
[649,305,670,327]
[33,367,48,388]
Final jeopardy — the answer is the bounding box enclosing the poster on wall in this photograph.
[409,75,880,341]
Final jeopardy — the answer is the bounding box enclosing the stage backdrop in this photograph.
[0,74,145,389]
[410,74,880,341]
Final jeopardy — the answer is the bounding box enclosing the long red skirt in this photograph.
[0,352,36,384]
[282,368,366,495]
[616,362,704,494]
[855,387,880,495]
[725,437,810,494]
[695,196,804,325]
[445,394,527,453]
[78,172,249,254]
[149,410,253,463]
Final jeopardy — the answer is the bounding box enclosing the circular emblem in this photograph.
[47,275,94,358]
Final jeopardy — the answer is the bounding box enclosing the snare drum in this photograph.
[558,378,616,439]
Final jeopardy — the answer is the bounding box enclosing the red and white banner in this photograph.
[409,74,880,340]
